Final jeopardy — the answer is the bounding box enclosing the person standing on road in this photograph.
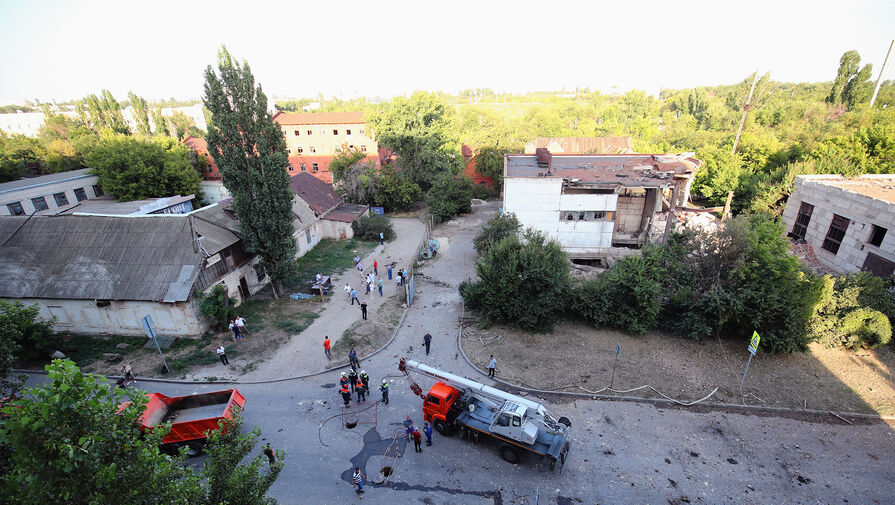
[348,368,358,391]
[412,428,423,452]
[228,320,243,341]
[373,260,378,276]
[352,467,365,498]
[340,385,351,406]
[235,315,248,336]
[216,345,229,365]
[263,443,276,467]
[344,282,351,302]
[349,347,359,369]
[423,333,432,356]
[487,355,497,377]
[359,370,370,388]
[379,231,384,245]
[380,380,389,404]
[424,421,433,446]
[377,278,383,296]
[360,301,368,320]
[356,378,366,402]
[403,417,414,440]
[340,372,349,390]
[351,288,359,305]
[323,336,331,360]
[387,264,393,280]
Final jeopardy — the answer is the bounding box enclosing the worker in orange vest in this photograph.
[340,385,351,406]
[355,378,366,402]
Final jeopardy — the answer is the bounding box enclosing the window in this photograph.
[426,395,440,406]
[31,197,49,211]
[287,149,291,154]
[309,146,316,153]
[868,225,887,247]
[562,210,606,221]
[73,188,87,201]
[300,163,306,172]
[346,129,351,135]
[307,130,312,135]
[497,414,510,426]
[53,192,69,207]
[7,202,25,216]
[822,214,850,254]
[512,416,521,427]
[296,147,303,154]
[294,130,300,136]
[288,164,294,172]
[305,229,312,244]
[361,145,367,152]
[348,145,354,150]
[360,128,365,135]
[254,263,267,282]
[790,202,813,240]
[312,163,319,172]
[93,185,104,197]
[207,166,213,173]
[333,129,338,135]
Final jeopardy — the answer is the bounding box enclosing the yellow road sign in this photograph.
[748,331,761,355]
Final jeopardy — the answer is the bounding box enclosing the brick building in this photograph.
[273,111,379,184]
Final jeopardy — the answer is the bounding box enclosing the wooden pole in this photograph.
[870,40,895,107]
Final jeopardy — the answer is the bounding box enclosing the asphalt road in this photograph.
[23,202,895,504]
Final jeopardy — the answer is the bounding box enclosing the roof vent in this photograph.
[535,148,552,172]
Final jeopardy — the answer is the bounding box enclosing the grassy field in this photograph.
[279,238,376,294]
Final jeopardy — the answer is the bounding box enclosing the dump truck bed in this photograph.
[136,389,245,445]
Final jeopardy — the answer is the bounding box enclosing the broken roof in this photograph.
[505,153,701,188]
[51,195,195,216]
[289,172,341,215]
[273,111,366,125]
[326,202,368,223]
[797,174,895,205]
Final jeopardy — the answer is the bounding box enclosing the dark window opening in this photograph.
[790,202,813,240]
[93,185,104,197]
[53,192,69,207]
[822,214,850,255]
[294,130,300,136]
[74,188,88,201]
[297,147,303,154]
[300,163,306,172]
[312,163,319,172]
[7,202,25,216]
[426,395,440,406]
[346,129,351,135]
[31,197,48,211]
[868,225,887,247]
[333,129,338,135]
[307,130,312,135]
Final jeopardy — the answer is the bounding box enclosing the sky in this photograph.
[1,0,894,104]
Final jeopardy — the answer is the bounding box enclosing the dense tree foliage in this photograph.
[86,134,202,201]
[426,173,473,220]
[204,46,297,297]
[0,360,284,505]
[461,229,570,332]
[196,285,236,331]
[330,148,421,211]
[351,214,395,241]
[473,212,521,256]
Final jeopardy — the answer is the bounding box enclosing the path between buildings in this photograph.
[233,217,428,381]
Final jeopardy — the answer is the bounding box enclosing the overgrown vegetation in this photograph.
[351,215,395,242]
[473,212,521,255]
[281,238,376,292]
[426,173,473,220]
[196,285,237,331]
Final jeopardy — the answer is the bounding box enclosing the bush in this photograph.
[471,183,498,200]
[196,285,236,331]
[811,273,895,349]
[574,255,662,335]
[473,212,521,256]
[351,214,396,241]
[460,229,570,332]
[426,173,473,220]
[0,300,58,361]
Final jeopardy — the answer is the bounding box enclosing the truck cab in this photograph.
[422,382,459,424]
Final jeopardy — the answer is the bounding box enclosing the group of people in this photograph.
[337,349,390,407]
[403,416,434,452]
[227,316,249,341]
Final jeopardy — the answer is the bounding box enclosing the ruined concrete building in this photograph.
[502,149,701,262]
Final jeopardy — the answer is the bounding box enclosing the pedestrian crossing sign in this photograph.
[748,331,760,355]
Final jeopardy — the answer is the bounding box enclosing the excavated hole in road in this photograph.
[381,466,393,477]
[345,418,358,429]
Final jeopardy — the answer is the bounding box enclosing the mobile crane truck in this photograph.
[398,358,572,470]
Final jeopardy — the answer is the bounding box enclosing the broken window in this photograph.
[822,214,850,255]
[790,201,813,240]
[868,224,887,247]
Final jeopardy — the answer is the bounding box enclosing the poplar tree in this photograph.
[128,91,152,136]
[203,47,297,298]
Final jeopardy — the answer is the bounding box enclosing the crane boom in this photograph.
[400,358,548,416]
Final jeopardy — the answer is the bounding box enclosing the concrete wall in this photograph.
[1,173,110,216]
[504,177,563,239]
[198,180,231,204]
[214,256,268,304]
[781,177,895,274]
[294,221,322,259]
[14,298,206,337]
[320,219,354,240]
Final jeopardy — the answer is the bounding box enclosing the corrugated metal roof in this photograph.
[0,215,204,302]
[325,202,368,223]
[273,111,366,125]
[0,168,95,194]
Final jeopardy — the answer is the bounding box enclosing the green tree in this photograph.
[426,173,473,220]
[0,133,44,182]
[0,360,201,505]
[128,92,152,136]
[372,164,422,211]
[151,107,170,136]
[574,254,662,335]
[169,111,202,139]
[842,63,874,109]
[461,229,570,331]
[369,92,461,190]
[82,90,130,135]
[474,146,506,190]
[204,46,297,298]
[196,285,236,331]
[473,212,521,256]
[827,50,873,108]
[328,147,367,185]
[85,134,202,201]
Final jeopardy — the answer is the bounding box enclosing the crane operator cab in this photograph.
[489,401,539,445]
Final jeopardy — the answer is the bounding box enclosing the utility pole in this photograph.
[870,39,895,107]
[731,72,759,155]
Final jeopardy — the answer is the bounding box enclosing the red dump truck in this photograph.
[124,389,245,456]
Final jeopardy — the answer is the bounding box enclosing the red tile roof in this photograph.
[289,172,341,215]
[182,135,208,152]
[273,111,366,125]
